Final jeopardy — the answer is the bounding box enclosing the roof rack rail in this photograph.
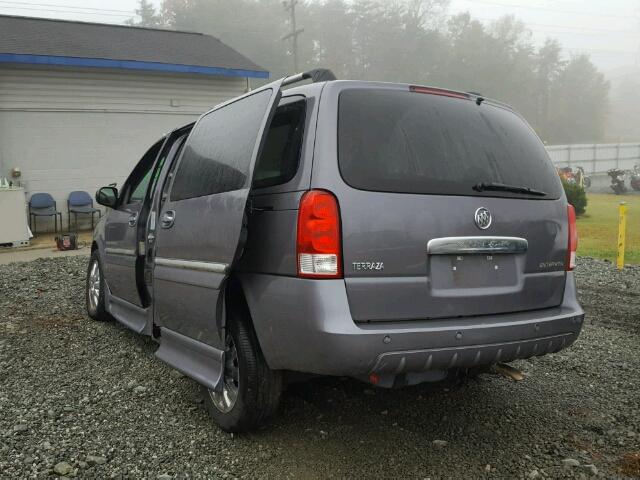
[282,68,336,87]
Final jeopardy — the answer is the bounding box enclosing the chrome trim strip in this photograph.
[154,257,229,274]
[427,236,528,255]
[105,247,137,256]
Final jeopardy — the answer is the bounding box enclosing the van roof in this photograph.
[282,79,514,111]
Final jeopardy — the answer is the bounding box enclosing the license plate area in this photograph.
[429,254,517,289]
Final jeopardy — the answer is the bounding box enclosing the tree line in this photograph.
[133,0,610,145]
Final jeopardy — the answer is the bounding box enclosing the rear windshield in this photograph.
[338,88,562,199]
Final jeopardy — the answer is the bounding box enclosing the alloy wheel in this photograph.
[209,335,239,413]
[88,260,100,311]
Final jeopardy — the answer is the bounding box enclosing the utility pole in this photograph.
[282,0,304,72]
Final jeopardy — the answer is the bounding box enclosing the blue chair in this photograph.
[29,193,62,234]
[67,191,101,231]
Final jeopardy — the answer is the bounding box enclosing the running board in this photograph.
[107,294,148,334]
[155,327,223,391]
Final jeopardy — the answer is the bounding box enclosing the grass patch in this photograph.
[577,193,640,264]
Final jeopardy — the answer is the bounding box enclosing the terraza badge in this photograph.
[352,262,385,271]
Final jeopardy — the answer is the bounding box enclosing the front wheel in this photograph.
[86,250,111,322]
[202,310,282,432]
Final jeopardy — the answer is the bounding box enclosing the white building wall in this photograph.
[0,64,248,232]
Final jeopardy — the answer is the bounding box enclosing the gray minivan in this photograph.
[87,69,584,432]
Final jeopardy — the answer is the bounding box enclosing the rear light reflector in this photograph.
[298,253,338,276]
[297,190,342,278]
[567,204,578,271]
[409,85,469,100]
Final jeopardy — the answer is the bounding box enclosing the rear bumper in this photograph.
[239,272,584,377]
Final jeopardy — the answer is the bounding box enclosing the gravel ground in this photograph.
[0,255,639,479]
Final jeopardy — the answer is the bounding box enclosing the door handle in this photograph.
[128,212,139,227]
[161,210,175,229]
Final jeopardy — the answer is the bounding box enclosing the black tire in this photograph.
[86,250,111,322]
[202,309,282,433]
[583,177,591,189]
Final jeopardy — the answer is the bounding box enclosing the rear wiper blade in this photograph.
[473,182,547,196]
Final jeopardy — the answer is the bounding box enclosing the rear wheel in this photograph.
[202,309,282,432]
[86,250,111,322]
[210,334,240,413]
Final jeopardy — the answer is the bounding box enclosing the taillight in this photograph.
[409,85,469,100]
[297,190,342,278]
[566,205,578,271]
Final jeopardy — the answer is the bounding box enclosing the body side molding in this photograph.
[155,257,229,274]
[105,247,137,256]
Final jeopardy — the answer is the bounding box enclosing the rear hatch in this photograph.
[332,85,568,322]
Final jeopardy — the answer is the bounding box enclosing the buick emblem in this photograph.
[474,207,492,230]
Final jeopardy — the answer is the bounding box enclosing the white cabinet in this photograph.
[0,187,30,246]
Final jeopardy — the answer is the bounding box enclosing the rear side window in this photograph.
[338,88,562,199]
[253,99,306,189]
[170,89,272,201]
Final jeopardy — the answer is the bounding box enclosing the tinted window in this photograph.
[130,170,153,203]
[338,89,562,199]
[253,99,306,189]
[150,132,188,202]
[123,140,163,205]
[171,89,273,201]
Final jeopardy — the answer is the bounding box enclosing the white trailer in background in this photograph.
[547,143,640,174]
[546,143,640,192]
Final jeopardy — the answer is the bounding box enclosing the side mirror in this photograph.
[96,186,118,208]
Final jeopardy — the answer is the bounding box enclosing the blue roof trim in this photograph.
[0,53,269,78]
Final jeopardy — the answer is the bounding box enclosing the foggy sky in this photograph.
[0,0,637,75]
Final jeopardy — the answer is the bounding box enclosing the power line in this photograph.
[476,17,637,35]
[1,1,633,61]
[529,28,635,37]
[0,5,133,17]
[0,0,134,14]
[470,14,637,59]
[459,0,637,20]
[565,48,636,55]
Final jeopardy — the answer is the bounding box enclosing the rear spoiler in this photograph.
[282,68,336,88]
